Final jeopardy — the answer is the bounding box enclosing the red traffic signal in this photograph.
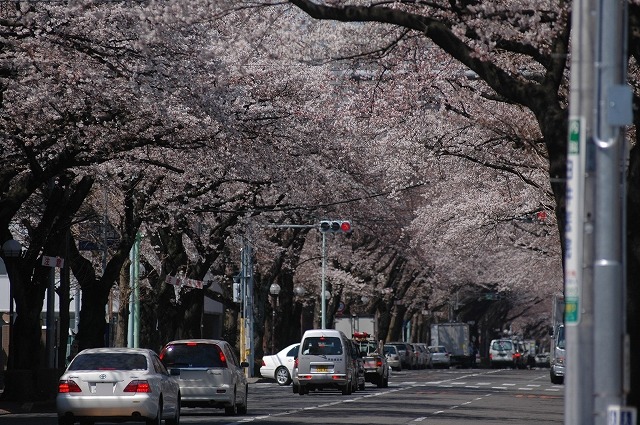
[319,220,352,233]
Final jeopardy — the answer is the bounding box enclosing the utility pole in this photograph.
[593,0,632,421]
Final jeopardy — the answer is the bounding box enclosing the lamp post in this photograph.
[269,283,281,354]
[294,286,306,338]
[2,239,22,370]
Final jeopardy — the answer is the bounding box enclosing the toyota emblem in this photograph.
[99,374,107,380]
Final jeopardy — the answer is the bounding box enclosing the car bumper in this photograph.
[57,394,158,418]
[387,360,401,368]
[179,386,235,406]
[551,363,565,376]
[297,373,348,386]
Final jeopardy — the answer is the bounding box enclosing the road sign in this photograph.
[42,255,64,268]
[608,405,637,425]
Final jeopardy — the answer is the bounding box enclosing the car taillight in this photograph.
[124,380,151,393]
[214,345,228,367]
[262,359,266,366]
[58,380,82,393]
[294,358,299,368]
[376,359,383,367]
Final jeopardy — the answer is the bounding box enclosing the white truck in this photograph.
[430,322,475,368]
[334,316,376,336]
[549,295,565,384]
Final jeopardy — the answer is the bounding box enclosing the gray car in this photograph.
[428,345,451,369]
[160,339,249,415]
[384,344,402,371]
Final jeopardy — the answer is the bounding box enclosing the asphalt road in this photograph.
[0,367,563,425]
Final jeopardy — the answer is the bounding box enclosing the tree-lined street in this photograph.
[1,0,640,419]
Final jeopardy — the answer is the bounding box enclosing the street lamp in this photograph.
[2,239,22,370]
[269,283,281,354]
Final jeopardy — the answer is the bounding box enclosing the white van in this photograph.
[295,329,357,395]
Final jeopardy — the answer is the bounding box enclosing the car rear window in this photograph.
[69,353,148,371]
[492,340,513,350]
[301,336,343,355]
[161,343,225,368]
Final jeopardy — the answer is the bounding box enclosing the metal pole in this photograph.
[46,267,56,368]
[321,232,327,329]
[271,302,276,354]
[133,233,140,348]
[593,0,630,420]
[127,245,134,348]
[565,0,596,420]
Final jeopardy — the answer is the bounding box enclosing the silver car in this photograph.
[159,339,249,415]
[57,347,181,425]
[428,345,451,369]
[384,344,402,371]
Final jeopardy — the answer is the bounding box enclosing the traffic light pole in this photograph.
[268,221,351,330]
[321,232,327,329]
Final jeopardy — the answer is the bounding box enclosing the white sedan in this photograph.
[260,343,299,386]
[57,347,181,425]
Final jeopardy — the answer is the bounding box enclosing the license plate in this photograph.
[95,383,113,395]
[315,366,328,372]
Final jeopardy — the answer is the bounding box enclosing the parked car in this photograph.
[296,329,358,395]
[159,339,249,415]
[387,342,416,370]
[57,347,181,425]
[413,343,432,369]
[384,344,402,371]
[535,351,551,368]
[428,345,451,369]
[489,338,523,369]
[260,343,299,386]
[354,336,389,388]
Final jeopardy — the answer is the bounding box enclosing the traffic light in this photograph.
[319,220,352,233]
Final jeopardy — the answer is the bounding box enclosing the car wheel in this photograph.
[224,388,238,416]
[145,401,162,425]
[298,385,307,395]
[292,382,299,394]
[166,395,181,425]
[237,384,248,415]
[275,366,292,386]
[58,417,74,425]
[341,383,351,395]
[359,380,365,391]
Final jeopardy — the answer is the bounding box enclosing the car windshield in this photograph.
[161,343,225,368]
[492,340,513,350]
[431,346,447,353]
[357,342,377,355]
[301,336,342,355]
[69,353,147,371]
